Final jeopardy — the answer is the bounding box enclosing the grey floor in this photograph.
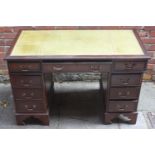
[0,81,155,129]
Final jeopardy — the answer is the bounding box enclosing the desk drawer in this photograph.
[108,100,138,112]
[9,62,41,72]
[11,75,42,88]
[113,61,146,72]
[15,100,47,113]
[13,89,44,100]
[42,63,111,73]
[111,74,142,86]
[110,87,140,99]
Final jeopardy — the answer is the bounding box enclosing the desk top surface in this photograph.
[10,30,144,57]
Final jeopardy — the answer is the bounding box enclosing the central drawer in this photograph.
[42,63,111,73]
[110,87,140,99]
[13,89,44,100]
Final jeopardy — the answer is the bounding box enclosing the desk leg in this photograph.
[16,113,49,125]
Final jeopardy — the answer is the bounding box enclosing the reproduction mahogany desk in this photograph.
[5,30,149,125]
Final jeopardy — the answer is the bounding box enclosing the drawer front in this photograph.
[13,89,44,100]
[9,62,41,72]
[11,75,42,88]
[42,63,111,73]
[108,100,138,112]
[110,87,140,99]
[113,61,146,72]
[111,74,142,86]
[15,100,47,113]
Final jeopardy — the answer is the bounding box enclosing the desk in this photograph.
[5,30,149,125]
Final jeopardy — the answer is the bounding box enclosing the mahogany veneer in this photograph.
[5,30,150,125]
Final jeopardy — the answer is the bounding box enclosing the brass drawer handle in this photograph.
[33,105,36,108]
[124,63,136,70]
[25,94,34,99]
[22,93,26,96]
[27,108,33,111]
[21,80,32,87]
[21,69,29,72]
[118,92,126,98]
[19,65,32,71]
[120,78,130,85]
[119,108,125,111]
[53,66,63,71]
[25,105,36,111]
[90,65,100,72]
[30,92,34,96]
[118,91,130,97]
[23,84,30,87]
[22,92,34,98]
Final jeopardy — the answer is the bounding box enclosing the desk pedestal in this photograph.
[7,60,147,125]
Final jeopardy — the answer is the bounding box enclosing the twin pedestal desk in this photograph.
[5,30,149,125]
